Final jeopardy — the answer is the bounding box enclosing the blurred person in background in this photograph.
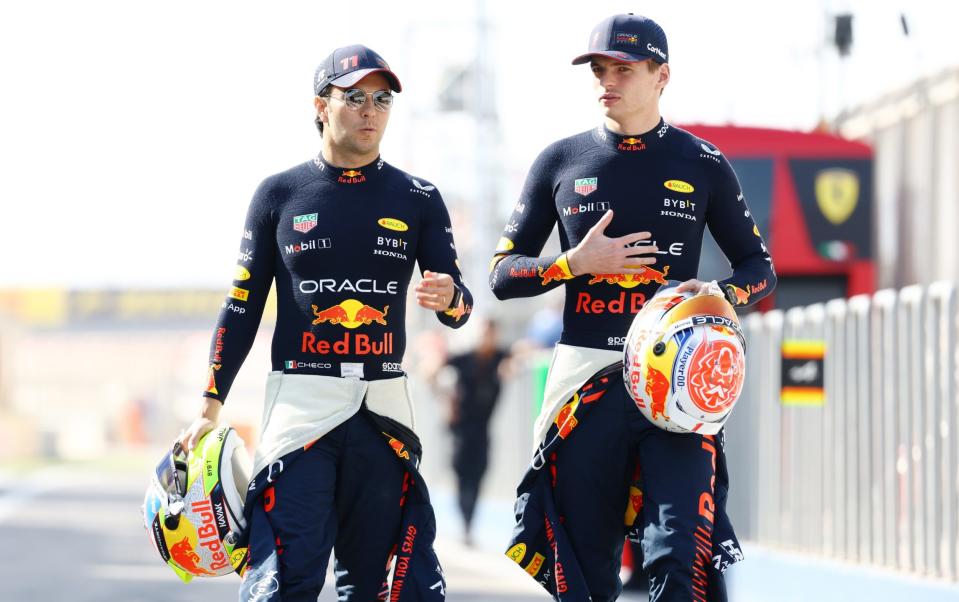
[442,318,510,546]
[489,13,775,601]
[178,44,472,601]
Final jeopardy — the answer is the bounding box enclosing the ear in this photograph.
[658,63,671,88]
[314,95,329,124]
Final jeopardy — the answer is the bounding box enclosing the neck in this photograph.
[604,105,661,136]
[321,140,379,169]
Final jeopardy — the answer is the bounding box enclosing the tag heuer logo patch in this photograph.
[574,178,598,196]
[293,213,318,233]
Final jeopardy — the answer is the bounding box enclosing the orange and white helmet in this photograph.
[623,283,746,434]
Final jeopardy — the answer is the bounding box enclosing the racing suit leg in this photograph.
[332,410,407,601]
[551,382,633,602]
[243,425,342,602]
[634,417,723,602]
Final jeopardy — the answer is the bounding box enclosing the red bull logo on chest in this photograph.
[311,299,389,328]
[588,265,670,289]
[339,170,366,184]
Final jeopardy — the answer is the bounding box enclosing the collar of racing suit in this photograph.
[591,117,670,153]
[310,152,386,184]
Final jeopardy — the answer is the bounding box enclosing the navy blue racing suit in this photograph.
[202,153,471,599]
[491,120,775,601]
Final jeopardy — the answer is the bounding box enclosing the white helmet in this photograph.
[623,283,746,434]
[142,425,252,582]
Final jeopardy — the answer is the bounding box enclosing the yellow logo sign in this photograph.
[377,218,408,232]
[664,180,695,194]
[525,553,546,576]
[506,543,527,564]
[230,548,248,570]
[815,168,859,225]
[229,287,249,301]
[496,237,514,252]
[234,266,251,281]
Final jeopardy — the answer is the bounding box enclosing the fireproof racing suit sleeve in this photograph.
[416,185,473,328]
[489,146,573,299]
[706,154,777,307]
[202,179,277,403]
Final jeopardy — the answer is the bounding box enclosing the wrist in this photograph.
[565,250,580,276]
[445,284,463,311]
[200,396,223,422]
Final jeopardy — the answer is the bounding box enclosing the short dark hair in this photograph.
[315,85,332,136]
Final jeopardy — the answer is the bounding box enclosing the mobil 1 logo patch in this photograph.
[563,200,609,217]
[284,238,331,256]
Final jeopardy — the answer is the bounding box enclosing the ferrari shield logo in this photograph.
[815,169,858,225]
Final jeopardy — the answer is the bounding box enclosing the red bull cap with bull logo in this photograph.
[572,14,669,65]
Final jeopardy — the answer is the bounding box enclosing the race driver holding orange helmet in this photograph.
[490,13,776,601]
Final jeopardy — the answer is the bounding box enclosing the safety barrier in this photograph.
[726,282,959,580]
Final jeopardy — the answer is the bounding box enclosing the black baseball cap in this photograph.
[313,44,402,95]
[571,14,669,65]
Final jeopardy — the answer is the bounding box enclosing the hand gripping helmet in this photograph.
[623,283,747,434]
[142,425,251,582]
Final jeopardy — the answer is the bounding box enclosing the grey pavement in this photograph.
[0,463,646,602]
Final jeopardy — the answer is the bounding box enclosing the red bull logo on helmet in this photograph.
[170,535,214,576]
[645,366,670,421]
[190,498,231,572]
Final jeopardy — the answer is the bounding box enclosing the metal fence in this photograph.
[725,282,959,580]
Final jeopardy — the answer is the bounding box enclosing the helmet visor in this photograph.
[154,442,188,499]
